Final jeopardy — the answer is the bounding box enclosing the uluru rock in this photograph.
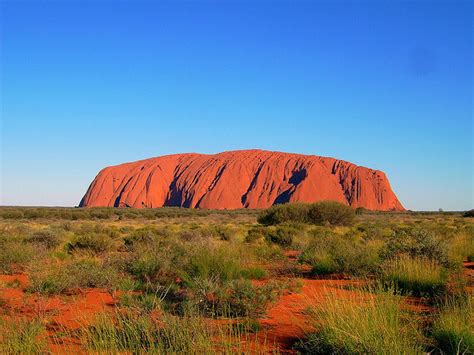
[79,150,405,211]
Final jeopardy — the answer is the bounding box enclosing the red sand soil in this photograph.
[0,274,117,353]
[80,149,404,211]
[463,261,474,293]
[258,279,361,352]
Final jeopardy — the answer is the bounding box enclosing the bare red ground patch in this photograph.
[258,279,360,352]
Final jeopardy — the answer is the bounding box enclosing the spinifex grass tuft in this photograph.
[299,284,425,354]
[82,309,275,354]
[0,318,46,353]
[382,255,448,297]
[432,296,473,354]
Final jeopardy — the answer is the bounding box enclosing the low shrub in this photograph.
[307,201,355,226]
[66,258,118,289]
[28,267,71,295]
[380,228,450,267]
[265,226,296,247]
[258,203,310,225]
[254,244,285,262]
[355,207,367,215]
[186,278,286,318]
[463,209,474,217]
[67,233,113,254]
[258,201,354,226]
[123,227,166,249]
[245,226,268,243]
[299,231,382,276]
[217,279,282,317]
[26,230,62,249]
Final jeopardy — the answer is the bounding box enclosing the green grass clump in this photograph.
[83,310,267,354]
[432,297,473,354]
[119,292,164,314]
[0,318,46,353]
[241,266,268,280]
[84,311,161,352]
[183,245,242,284]
[28,258,118,295]
[298,230,381,276]
[0,241,35,273]
[299,285,425,354]
[382,255,448,297]
[448,232,474,265]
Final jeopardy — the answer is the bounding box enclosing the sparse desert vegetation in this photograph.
[0,204,473,353]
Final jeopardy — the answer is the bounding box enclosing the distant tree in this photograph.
[463,209,474,218]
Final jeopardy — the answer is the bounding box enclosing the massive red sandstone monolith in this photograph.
[79,150,405,211]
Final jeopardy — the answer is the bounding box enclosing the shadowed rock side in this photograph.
[79,150,405,211]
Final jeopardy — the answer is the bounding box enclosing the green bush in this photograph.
[123,226,167,249]
[185,278,286,318]
[265,226,296,247]
[307,201,355,226]
[245,226,268,243]
[67,233,113,253]
[258,201,354,226]
[67,258,118,289]
[26,230,62,249]
[299,230,382,276]
[258,202,310,225]
[217,279,281,317]
[463,209,474,217]
[355,207,367,215]
[381,228,450,267]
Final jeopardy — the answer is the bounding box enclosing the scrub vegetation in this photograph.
[0,204,472,353]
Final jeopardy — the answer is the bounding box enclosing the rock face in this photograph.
[79,150,405,211]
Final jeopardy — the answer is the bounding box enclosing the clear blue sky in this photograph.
[1,0,472,210]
